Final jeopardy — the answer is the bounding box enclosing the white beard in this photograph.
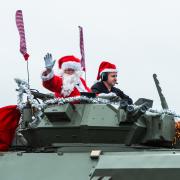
[61,71,82,97]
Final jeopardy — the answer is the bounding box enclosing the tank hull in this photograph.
[1,145,180,180]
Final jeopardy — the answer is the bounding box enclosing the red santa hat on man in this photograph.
[97,61,118,80]
[58,55,82,71]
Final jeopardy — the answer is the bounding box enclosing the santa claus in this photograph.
[41,53,91,98]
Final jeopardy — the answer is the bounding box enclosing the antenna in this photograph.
[153,73,169,110]
[26,61,30,88]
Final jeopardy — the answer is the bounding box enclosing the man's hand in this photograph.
[44,53,56,70]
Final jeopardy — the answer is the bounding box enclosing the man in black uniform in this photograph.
[91,61,133,104]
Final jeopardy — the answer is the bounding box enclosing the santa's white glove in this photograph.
[44,53,56,70]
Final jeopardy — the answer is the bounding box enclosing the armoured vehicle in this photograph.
[1,74,180,180]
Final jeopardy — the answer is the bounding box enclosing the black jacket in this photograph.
[91,81,133,105]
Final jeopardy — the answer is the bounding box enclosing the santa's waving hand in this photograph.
[41,53,91,98]
[44,53,56,70]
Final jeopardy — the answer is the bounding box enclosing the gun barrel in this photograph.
[153,73,169,109]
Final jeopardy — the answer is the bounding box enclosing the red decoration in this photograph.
[0,105,20,151]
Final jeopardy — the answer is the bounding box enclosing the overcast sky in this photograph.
[0,0,180,112]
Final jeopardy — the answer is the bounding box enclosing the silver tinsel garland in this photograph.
[15,78,121,109]
[15,78,180,129]
[15,78,43,128]
[15,78,121,128]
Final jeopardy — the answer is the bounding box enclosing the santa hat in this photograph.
[58,55,82,71]
[97,61,117,80]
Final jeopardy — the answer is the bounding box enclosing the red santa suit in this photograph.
[41,55,91,98]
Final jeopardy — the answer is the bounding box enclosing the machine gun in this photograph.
[123,74,176,147]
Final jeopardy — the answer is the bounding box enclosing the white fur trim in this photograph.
[75,80,87,92]
[100,68,118,75]
[41,70,54,81]
[61,61,81,71]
